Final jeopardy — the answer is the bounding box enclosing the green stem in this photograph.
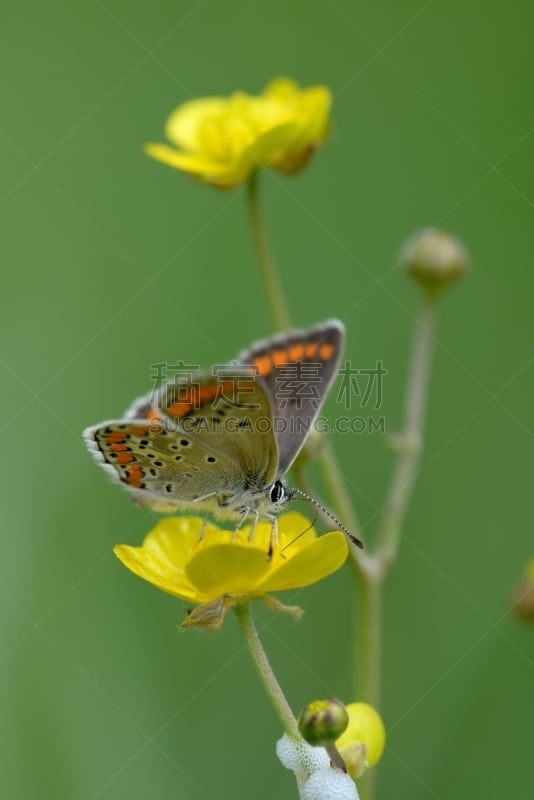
[235,601,299,738]
[246,173,292,331]
[355,294,438,800]
[355,574,382,707]
[355,297,438,683]
[374,295,438,572]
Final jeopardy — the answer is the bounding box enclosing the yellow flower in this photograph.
[336,702,386,779]
[114,511,348,628]
[145,78,332,188]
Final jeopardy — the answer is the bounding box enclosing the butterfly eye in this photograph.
[269,480,285,504]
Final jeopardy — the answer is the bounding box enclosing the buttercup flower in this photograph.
[114,512,348,628]
[145,78,332,188]
[335,702,386,779]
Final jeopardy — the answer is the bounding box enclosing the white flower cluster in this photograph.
[276,734,359,800]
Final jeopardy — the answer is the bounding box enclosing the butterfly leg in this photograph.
[247,510,260,542]
[263,513,279,559]
[233,508,250,539]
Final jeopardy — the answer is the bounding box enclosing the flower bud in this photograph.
[298,699,349,746]
[512,559,534,621]
[336,702,386,779]
[401,228,468,293]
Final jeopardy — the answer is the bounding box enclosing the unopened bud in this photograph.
[401,228,468,293]
[298,699,349,746]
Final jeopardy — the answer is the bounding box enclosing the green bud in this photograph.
[298,699,349,746]
[401,228,468,293]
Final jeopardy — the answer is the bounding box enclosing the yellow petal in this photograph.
[165,97,229,149]
[114,543,201,602]
[246,120,301,164]
[144,143,246,187]
[263,77,301,100]
[263,78,331,141]
[262,83,331,175]
[270,511,319,551]
[185,542,273,597]
[299,86,332,138]
[336,703,386,768]
[255,531,348,593]
[228,511,320,564]
[114,517,209,603]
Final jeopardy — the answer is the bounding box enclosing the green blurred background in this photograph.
[2,0,533,797]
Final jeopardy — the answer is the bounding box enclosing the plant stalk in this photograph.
[375,295,438,572]
[246,173,292,331]
[235,601,299,738]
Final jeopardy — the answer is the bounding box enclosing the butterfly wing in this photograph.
[124,391,155,420]
[84,372,279,513]
[156,369,279,479]
[238,319,344,475]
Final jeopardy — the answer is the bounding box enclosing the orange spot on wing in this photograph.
[106,431,126,443]
[319,342,335,360]
[272,349,288,367]
[116,452,135,464]
[168,401,193,417]
[305,342,318,358]
[288,343,305,361]
[126,465,145,488]
[109,443,129,452]
[219,381,234,397]
[253,355,272,376]
[127,426,148,437]
[177,386,201,405]
[147,408,161,425]
[199,383,219,403]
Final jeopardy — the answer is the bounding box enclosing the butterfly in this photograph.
[83,319,362,549]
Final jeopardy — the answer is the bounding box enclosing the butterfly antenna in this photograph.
[290,487,364,549]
